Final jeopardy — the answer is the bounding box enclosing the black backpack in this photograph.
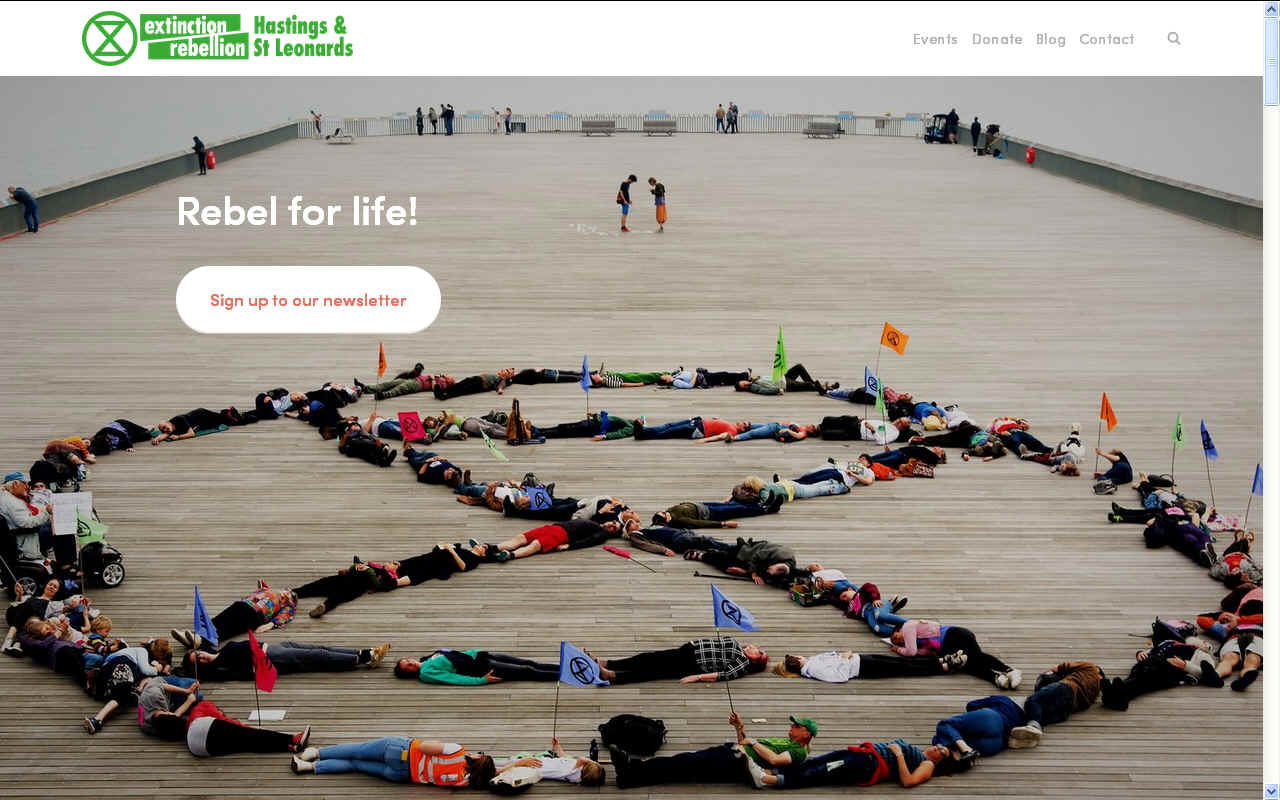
[598,713,666,756]
[1151,618,1194,645]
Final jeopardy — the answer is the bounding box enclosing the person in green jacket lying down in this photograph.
[394,649,560,684]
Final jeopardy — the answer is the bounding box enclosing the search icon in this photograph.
[1168,31,1181,44]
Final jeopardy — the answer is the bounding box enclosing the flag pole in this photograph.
[551,680,561,740]
[872,346,883,418]
[1203,450,1216,509]
[629,557,658,574]
[1171,438,1176,479]
[714,625,736,714]
[252,677,262,728]
[1093,416,1103,476]
[693,571,751,581]
[1244,463,1258,529]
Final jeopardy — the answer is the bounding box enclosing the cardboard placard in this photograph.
[51,492,93,536]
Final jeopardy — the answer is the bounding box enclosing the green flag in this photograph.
[1172,414,1186,450]
[772,326,787,383]
[75,509,108,546]
[875,377,887,416]
[479,429,510,462]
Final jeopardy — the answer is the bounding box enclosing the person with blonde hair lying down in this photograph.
[773,650,967,681]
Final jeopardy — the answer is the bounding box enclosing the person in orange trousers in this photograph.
[649,176,667,232]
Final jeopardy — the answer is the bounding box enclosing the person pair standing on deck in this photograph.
[617,174,667,233]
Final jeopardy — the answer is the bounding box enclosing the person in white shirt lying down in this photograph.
[772,650,969,682]
[494,736,606,786]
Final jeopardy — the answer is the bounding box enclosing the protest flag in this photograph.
[772,326,787,383]
[1200,419,1219,506]
[192,585,218,649]
[711,584,759,632]
[879,322,909,355]
[1244,463,1263,529]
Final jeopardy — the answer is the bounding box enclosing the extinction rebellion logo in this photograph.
[82,11,355,65]
[83,11,138,66]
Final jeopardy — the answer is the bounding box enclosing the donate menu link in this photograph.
[913,32,1138,47]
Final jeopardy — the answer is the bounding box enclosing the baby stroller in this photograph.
[923,114,950,143]
[1,505,125,598]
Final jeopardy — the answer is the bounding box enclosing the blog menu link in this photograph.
[912,32,1141,48]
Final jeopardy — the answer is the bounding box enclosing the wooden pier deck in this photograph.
[0,131,1262,798]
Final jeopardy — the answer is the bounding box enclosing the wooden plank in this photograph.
[0,132,1262,798]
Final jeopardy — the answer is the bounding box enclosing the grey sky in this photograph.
[1,76,1259,199]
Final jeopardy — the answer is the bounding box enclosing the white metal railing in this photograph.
[295,113,927,138]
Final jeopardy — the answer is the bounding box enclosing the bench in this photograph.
[582,120,616,136]
[643,119,677,136]
[803,121,841,139]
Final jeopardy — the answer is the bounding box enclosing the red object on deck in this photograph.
[206,150,216,169]
[1025,146,1037,165]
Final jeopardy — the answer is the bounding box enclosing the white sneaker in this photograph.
[996,668,1023,689]
[298,746,320,762]
[291,755,315,773]
[743,754,768,789]
[1008,721,1042,749]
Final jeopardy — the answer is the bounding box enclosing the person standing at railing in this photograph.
[310,110,322,135]
[416,107,425,136]
[443,104,454,135]
[504,107,513,134]
[970,117,981,153]
[728,102,739,133]
[428,106,438,134]
[191,136,207,176]
[716,104,726,133]
[7,186,38,233]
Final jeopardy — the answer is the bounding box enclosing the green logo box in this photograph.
[148,32,250,59]
[139,14,241,40]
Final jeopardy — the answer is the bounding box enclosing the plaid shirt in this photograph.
[691,637,749,681]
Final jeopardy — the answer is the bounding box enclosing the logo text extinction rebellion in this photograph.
[85,13,354,64]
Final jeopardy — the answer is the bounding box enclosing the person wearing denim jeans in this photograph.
[9,186,38,231]
[702,500,772,520]
[299,737,496,784]
[652,499,774,531]
[312,736,413,779]
[860,603,910,636]
[788,480,847,499]
[758,477,848,506]
[999,428,1052,457]
[729,421,783,441]
[1020,681,1075,728]
[933,695,1024,758]
[634,416,700,440]
[182,639,381,678]
[624,525,738,556]
[404,447,464,487]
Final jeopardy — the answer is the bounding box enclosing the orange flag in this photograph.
[377,342,387,379]
[879,322,909,356]
[1100,392,1118,432]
